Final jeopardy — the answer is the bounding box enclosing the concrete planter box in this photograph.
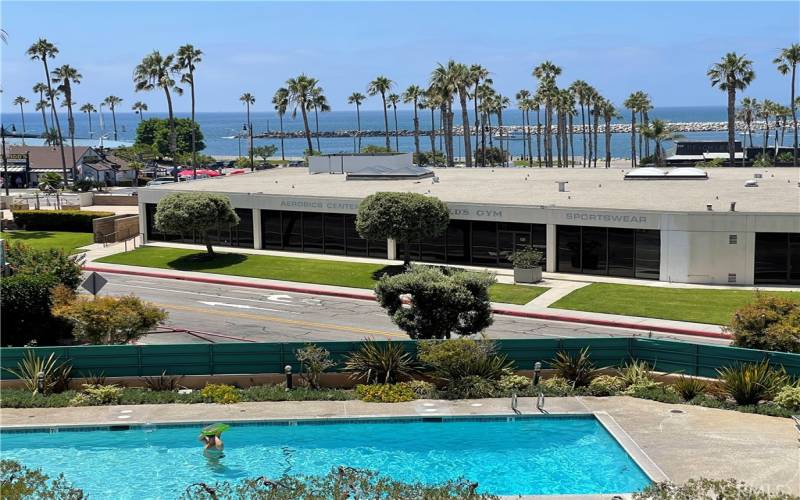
[514,266,542,284]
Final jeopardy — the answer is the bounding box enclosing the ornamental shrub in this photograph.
[635,477,796,500]
[6,242,83,290]
[727,295,800,353]
[717,361,789,405]
[418,338,512,382]
[295,344,335,389]
[200,384,242,404]
[551,348,599,388]
[11,209,115,232]
[69,384,123,406]
[355,383,416,403]
[624,382,681,404]
[376,265,495,339]
[540,376,572,395]
[0,460,85,499]
[498,374,531,392]
[617,359,654,387]
[403,380,437,399]
[588,375,626,396]
[155,192,239,256]
[671,375,709,401]
[53,294,167,345]
[343,340,420,384]
[773,385,800,410]
[443,375,499,399]
[0,274,70,346]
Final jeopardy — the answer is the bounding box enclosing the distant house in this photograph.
[4,145,136,187]
[5,145,92,187]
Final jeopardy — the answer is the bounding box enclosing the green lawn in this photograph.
[96,246,548,305]
[551,283,799,325]
[1,230,93,254]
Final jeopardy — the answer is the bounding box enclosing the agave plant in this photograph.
[142,370,184,391]
[717,361,788,406]
[344,339,420,384]
[4,350,72,395]
[617,359,654,387]
[551,347,599,388]
[672,375,708,401]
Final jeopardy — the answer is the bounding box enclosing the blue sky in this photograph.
[2,1,798,112]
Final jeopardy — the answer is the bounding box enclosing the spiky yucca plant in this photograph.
[344,340,420,384]
[717,361,788,405]
[4,350,72,395]
[551,347,599,388]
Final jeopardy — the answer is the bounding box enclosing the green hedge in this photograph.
[12,210,116,233]
[0,274,70,346]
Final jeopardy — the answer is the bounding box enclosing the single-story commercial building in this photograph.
[138,166,800,286]
[4,146,135,187]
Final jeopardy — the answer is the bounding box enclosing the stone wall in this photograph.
[93,194,139,206]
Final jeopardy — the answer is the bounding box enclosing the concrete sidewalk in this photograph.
[83,261,730,339]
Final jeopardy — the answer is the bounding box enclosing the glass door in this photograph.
[498,230,531,265]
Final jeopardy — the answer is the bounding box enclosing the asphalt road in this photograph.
[95,273,729,346]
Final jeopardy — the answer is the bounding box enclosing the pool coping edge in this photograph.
[593,410,670,483]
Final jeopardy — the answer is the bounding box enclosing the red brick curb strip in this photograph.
[83,265,731,341]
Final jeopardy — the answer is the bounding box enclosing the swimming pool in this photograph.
[1,415,651,497]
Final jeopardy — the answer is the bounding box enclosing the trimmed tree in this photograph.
[375,265,495,339]
[355,192,449,265]
[154,192,239,256]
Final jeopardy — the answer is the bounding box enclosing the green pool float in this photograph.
[200,423,230,437]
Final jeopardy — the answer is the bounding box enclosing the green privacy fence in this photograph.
[1,338,798,380]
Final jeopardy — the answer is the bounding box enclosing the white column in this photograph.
[387,238,397,260]
[252,209,262,249]
[138,204,148,243]
[545,224,557,272]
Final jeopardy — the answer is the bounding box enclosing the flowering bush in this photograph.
[355,383,416,403]
[200,384,241,404]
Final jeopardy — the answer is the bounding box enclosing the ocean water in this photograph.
[1,416,651,497]
[1,106,779,158]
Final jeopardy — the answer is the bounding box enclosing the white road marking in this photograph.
[198,301,291,314]
[266,294,293,303]
[106,283,301,310]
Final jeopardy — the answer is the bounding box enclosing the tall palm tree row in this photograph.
[367,75,394,150]
[80,103,96,137]
[623,92,642,167]
[401,85,423,157]
[132,101,148,121]
[600,99,621,168]
[32,82,50,133]
[27,38,68,183]
[309,86,330,153]
[346,92,365,152]
[134,50,182,179]
[469,64,490,162]
[103,96,123,141]
[239,92,256,168]
[429,65,457,167]
[737,97,758,148]
[272,87,290,160]
[13,96,29,142]
[174,44,203,177]
[708,52,755,166]
[774,43,800,167]
[286,74,318,154]
[515,89,531,162]
[51,64,82,175]
[533,61,562,168]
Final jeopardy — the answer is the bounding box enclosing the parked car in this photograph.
[225,160,236,168]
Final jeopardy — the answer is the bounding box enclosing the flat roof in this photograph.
[146,166,800,214]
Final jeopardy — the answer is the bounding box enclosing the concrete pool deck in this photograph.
[1,396,798,496]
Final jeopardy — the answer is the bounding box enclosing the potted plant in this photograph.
[508,245,544,284]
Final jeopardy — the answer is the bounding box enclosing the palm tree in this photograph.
[494,94,510,167]
[134,50,182,177]
[429,67,457,167]
[286,74,317,154]
[402,85,423,157]
[476,83,496,165]
[600,99,621,168]
[33,82,50,133]
[533,61,562,168]
[347,92,365,152]
[759,99,777,155]
[309,86,330,153]
[80,103,96,137]
[469,64,491,161]
[368,75,394,150]
[51,65,82,174]
[708,52,755,166]
[35,101,51,136]
[387,93,400,151]
[515,91,530,163]
[447,62,473,168]
[174,44,203,175]
[13,97,29,144]
[640,119,684,168]
[239,92,256,169]
[132,101,148,121]
[569,80,591,167]
[423,88,441,160]
[103,96,123,141]
[28,38,68,182]
[623,92,642,167]
[774,43,800,167]
[737,97,758,148]
[272,88,290,160]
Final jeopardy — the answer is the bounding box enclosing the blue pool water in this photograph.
[0,416,650,497]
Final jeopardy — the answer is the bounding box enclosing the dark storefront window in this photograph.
[557,225,660,279]
[755,232,800,284]
[471,221,498,265]
[446,220,471,264]
[261,210,385,258]
[145,204,254,248]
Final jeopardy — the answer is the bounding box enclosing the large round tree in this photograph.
[155,193,239,257]
[355,192,449,265]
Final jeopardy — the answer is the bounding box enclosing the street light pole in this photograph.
[248,123,254,171]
